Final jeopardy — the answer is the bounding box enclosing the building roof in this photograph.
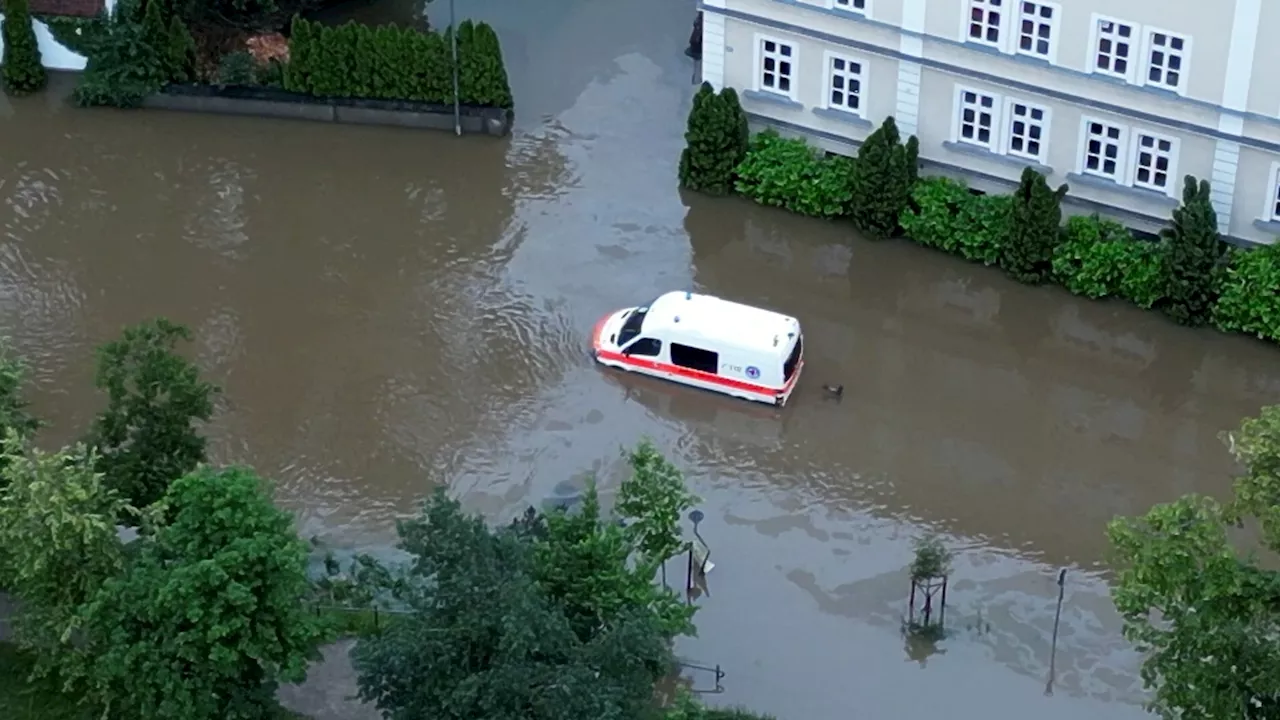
[644,291,800,355]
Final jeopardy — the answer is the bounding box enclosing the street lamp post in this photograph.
[449,0,461,136]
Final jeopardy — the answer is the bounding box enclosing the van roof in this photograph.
[644,291,800,355]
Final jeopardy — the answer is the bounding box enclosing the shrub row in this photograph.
[284,17,513,109]
[678,93,1280,344]
[73,0,197,108]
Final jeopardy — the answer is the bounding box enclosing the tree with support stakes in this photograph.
[906,534,952,640]
[1,0,47,96]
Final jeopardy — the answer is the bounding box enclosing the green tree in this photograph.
[1,0,46,95]
[531,482,695,645]
[1000,167,1068,283]
[1108,405,1280,720]
[73,9,170,107]
[87,318,218,511]
[141,0,167,53]
[164,14,196,82]
[679,82,749,196]
[616,439,700,587]
[0,438,131,688]
[352,489,674,720]
[80,466,325,720]
[0,338,39,473]
[1160,175,1225,326]
[848,117,916,239]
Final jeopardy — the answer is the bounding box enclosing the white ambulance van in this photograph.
[591,291,803,407]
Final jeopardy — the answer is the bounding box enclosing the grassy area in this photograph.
[0,643,87,720]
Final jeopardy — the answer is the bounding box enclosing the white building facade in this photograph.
[699,0,1280,246]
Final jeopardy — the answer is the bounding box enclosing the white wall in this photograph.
[0,15,89,72]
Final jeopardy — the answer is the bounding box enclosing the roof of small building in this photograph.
[643,291,800,355]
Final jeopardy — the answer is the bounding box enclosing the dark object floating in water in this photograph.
[823,384,844,398]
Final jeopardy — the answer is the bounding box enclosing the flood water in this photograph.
[3,0,1279,718]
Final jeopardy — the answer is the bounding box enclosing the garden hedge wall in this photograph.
[711,125,1280,345]
[284,17,513,110]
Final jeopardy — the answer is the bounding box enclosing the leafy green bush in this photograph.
[1212,245,1280,341]
[35,14,106,56]
[73,8,170,107]
[733,130,852,218]
[679,82,749,196]
[1,0,46,95]
[847,117,917,238]
[283,17,513,109]
[217,49,256,86]
[1051,215,1163,307]
[1160,175,1225,326]
[899,176,1009,265]
[164,14,195,82]
[1001,167,1067,284]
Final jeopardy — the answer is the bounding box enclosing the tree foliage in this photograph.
[73,5,172,107]
[679,82,750,196]
[352,489,675,720]
[733,130,852,219]
[80,466,325,720]
[0,438,131,688]
[847,117,917,239]
[87,318,217,511]
[1160,175,1225,326]
[1,0,46,96]
[0,337,39,474]
[164,13,196,82]
[284,17,513,109]
[1000,167,1067,284]
[616,439,700,577]
[1108,405,1280,720]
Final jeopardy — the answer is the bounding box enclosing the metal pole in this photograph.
[449,0,461,136]
[1046,568,1067,696]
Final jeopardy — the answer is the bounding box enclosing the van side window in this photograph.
[625,338,662,357]
[670,343,718,374]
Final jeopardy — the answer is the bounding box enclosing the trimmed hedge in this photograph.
[284,17,513,110]
[712,122,1280,345]
[1,0,46,95]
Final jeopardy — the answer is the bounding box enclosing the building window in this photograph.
[1093,18,1135,80]
[1271,167,1280,221]
[1145,30,1188,92]
[956,89,999,149]
[1017,1,1057,60]
[825,54,863,113]
[1005,100,1048,162]
[1082,119,1126,179]
[1132,133,1176,192]
[830,0,866,11]
[758,38,794,97]
[967,0,1003,47]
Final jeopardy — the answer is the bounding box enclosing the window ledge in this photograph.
[941,141,1053,175]
[743,90,803,109]
[1065,172,1179,207]
[1253,219,1280,236]
[812,107,872,128]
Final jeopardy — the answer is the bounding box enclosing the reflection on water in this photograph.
[2,2,1278,718]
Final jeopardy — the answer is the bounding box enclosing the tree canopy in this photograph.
[1108,405,1280,720]
[88,318,218,511]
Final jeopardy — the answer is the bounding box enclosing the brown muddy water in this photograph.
[3,0,1280,717]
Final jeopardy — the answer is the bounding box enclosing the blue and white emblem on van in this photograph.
[745,365,760,379]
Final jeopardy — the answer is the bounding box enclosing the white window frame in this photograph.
[753,34,798,102]
[1014,0,1060,64]
[1088,14,1139,83]
[1077,116,1130,182]
[827,0,868,14]
[952,86,1002,151]
[1003,98,1051,164]
[821,51,866,116]
[963,0,1007,51]
[1265,163,1280,222]
[1129,131,1180,196]
[1140,27,1191,95]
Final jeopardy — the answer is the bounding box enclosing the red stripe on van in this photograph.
[591,314,802,398]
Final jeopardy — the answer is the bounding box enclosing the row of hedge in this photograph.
[284,17,512,109]
[678,82,1280,343]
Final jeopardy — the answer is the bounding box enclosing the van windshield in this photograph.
[617,297,659,347]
